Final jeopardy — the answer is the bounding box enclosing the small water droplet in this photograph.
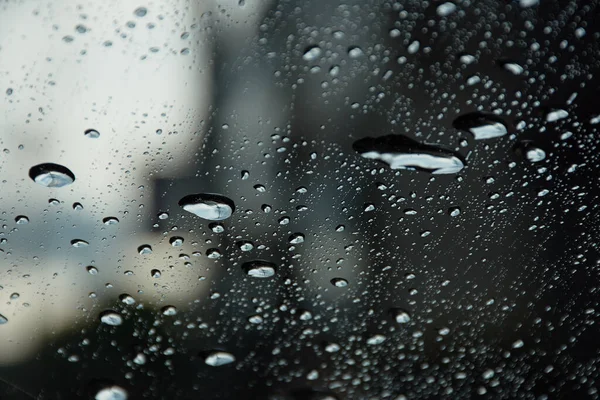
[162,305,177,316]
[209,223,225,233]
[248,315,263,324]
[448,207,461,217]
[278,216,290,225]
[237,241,254,251]
[367,334,386,345]
[29,163,75,188]
[324,342,340,353]
[253,184,266,193]
[242,260,277,278]
[158,212,169,220]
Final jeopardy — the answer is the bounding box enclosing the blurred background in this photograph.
[0,0,599,399]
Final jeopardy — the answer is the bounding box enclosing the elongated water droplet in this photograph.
[289,233,305,244]
[29,163,75,188]
[331,278,348,287]
[436,2,457,16]
[242,260,277,278]
[103,217,119,225]
[205,351,235,366]
[545,109,569,122]
[179,193,235,221]
[452,112,509,140]
[71,239,89,248]
[353,135,465,174]
[248,315,263,324]
[499,60,524,75]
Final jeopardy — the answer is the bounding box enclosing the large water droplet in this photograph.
[436,2,457,16]
[499,60,524,75]
[134,7,147,17]
[84,129,100,138]
[353,135,465,174]
[289,233,305,244]
[95,386,128,400]
[15,215,29,224]
[302,45,322,62]
[331,278,348,287]
[204,351,236,366]
[71,239,89,248]
[452,112,509,140]
[138,244,152,255]
[179,193,235,221]
[242,260,277,278]
[545,109,569,122]
[237,240,254,251]
[169,236,184,247]
[514,141,546,163]
[29,163,75,188]
[103,217,119,225]
[162,305,177,316]
[100,310,123,326]
[392,308,411,323]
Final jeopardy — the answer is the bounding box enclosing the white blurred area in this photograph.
[0,0,272,365]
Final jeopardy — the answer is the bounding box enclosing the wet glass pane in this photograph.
[1,0,599,399]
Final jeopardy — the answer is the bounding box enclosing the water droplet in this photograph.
[71,239,89,248]
[307,370,319,380]
[10,293,19,300]
[335,225,345,232]
[348,46,364,58]
[545,109,569,122]
[512,339,524,349]
[133,353,146,365]
[100,311,123,326]
[367,334,386,345]
[73,202,84,210]
[237,241,254,251]
[120,294,136,305]
[331,278,348,287]
[242,260,277,278]
[353,135,465,174]
[261,204,272,213]
[138,244,152,255]
[278,216,290,225]
[364,203,376,212]
[253,184,266,193]
[392,309,411,323]
[134,7,147,17]
[209,222,225,233]
[158,212,169,220]
[248,315,263,324]
[206,248,222,259]
[514,141,546,163]
[241,170,250,180]
[299,310,313,320]
[49,198,60,205]
[29,163,75,188]
[448,207,461,217]
[302,45,322,62]
[452,112,509,140]
[95,386,128,400]
[103,217,119,225]
[324,342,340,353]
[436,2,457,16]
[499,60,524,75]
[289,233,305,244]
[438,327,450,336]
[87,266,98,275]
[169,236,184,247]
[15,215,29,224]
[459,54,476,64]
[407,40,420,54]
[179,193,235,221]
[519,0,539,7]
[84,129,100,138]
[205,351,235,366]
[0,314,8,324]
[151,269,161,278]
[162,305,177,316]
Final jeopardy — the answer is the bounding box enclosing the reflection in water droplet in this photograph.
[452,112,509,140]
[103,217,119,225]
[15,215,29,224]
[205,351,236,366]
[84,129,100,138]
[302,45,322,62]
[29,163,76,188]
[179,193,235,221]
[71,239,89,248]
[353,135,465,174]
[331,278,348,287]
[138,244,152,255]
[95,386,128,400]
[242,260,277,278]
[100,311,123,326]
[289,233,305,244]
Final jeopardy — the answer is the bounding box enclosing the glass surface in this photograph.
[1,0,599,399]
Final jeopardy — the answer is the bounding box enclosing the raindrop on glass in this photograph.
[179,193,235,221]
[29,163,75,188]
[242,260,277,278]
